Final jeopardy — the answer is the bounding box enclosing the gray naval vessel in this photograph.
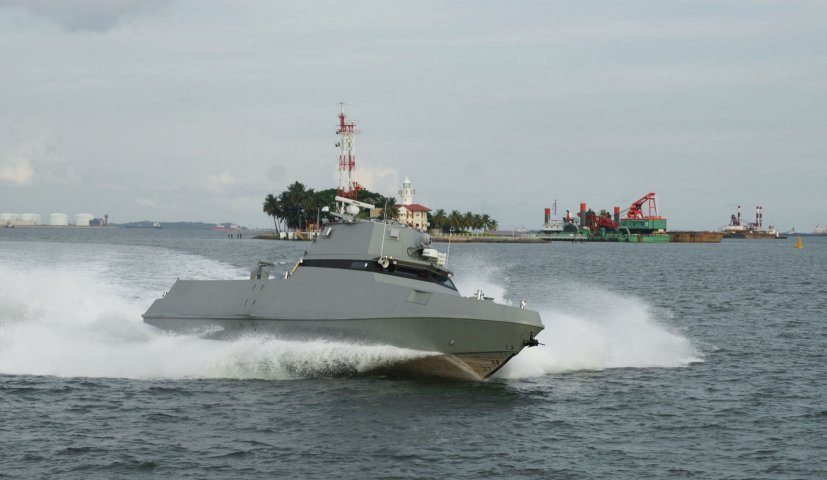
[143,197,544,380]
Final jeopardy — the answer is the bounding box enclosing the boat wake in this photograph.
[494,284,702,379]
[0,242,701,381]
[0,244,430,381]
[449,261,702,379]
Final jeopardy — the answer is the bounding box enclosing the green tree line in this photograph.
[262,181,398,232]
[427,209,498,234]
[263,181,498,234]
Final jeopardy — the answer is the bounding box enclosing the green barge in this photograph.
[539,193,671,243]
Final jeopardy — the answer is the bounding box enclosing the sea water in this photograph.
[1,228,824,478]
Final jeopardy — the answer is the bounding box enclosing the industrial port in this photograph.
[1,213,109,228]
[722,205,786,239]
[4,107,805,241]
[537,193,723,243]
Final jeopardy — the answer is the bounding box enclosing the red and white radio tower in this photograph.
[335,103,361,200]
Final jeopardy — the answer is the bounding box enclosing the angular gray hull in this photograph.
[143,219,544,379]
[144,313,536,379]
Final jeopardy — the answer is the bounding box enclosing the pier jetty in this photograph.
[430,234,545,244]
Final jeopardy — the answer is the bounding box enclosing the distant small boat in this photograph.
[795,236,803,249]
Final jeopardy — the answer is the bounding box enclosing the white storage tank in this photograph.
[74,213,95,226]
[20,213,41,225]
[49,213,69,226]
[1,213,19,222]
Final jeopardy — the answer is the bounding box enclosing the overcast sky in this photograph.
[1,1,825,230]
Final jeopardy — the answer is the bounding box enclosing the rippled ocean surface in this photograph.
[1,228,824,479]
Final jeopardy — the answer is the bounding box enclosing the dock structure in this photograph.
[254,231,317,241]
[669,231,723,243]
[430,234,545,244]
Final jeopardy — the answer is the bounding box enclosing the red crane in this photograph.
[625,192,663,220]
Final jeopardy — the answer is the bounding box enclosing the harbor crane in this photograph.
[625,192,663,220]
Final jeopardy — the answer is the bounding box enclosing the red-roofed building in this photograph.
[397,203,431,231]
[396,177,430,231]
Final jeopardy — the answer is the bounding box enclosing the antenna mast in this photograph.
[335,103,359,201]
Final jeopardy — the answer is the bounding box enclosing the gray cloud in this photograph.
[266,165,287,183]
[0,0,173,32]
[0,1,824,230]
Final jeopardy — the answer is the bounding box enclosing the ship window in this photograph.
[393,266,428,280]
[298,258,457,291]
[431,273,456,290]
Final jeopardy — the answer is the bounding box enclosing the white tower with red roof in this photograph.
[396,177,430,231]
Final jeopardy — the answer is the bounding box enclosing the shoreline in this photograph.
[252,232,547,243]
[430,235,546,243]
[2,225,111,229]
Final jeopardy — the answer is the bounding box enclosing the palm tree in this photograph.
[381,197,399,221]
[472,213,483,233]
[279,181,312,229]
[313,189,337,213]
[301,189,317,230]
[448,210,463,233]
[262,193,281,233]
[480,214,492,233]
[462,211,474,232]
[432,209,447,232]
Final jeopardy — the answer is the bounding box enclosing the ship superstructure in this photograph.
[723,205,785,239]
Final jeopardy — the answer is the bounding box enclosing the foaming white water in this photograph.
[452,261,510,304]
[0,242,428,380]
[494,284,703,379]
[432,256,702,380]
[1,241,701,381]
